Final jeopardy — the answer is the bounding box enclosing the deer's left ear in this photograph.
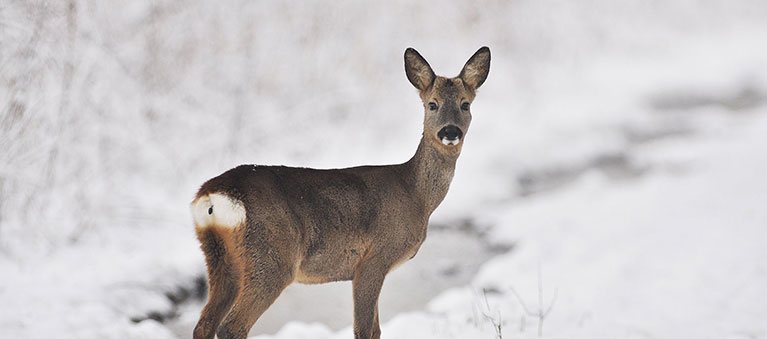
[459,47,491,90]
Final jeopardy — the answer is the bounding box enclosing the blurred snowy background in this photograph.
[2,0,767,338]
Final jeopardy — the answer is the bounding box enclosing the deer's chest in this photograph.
[389,225,428,272]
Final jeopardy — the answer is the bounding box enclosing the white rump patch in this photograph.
[191,193,246,229]
[441,137,461,146]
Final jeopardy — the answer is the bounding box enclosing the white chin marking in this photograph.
[441,137,461,146]
[191,193,246,229]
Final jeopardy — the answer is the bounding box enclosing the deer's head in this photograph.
[405,47,490,154]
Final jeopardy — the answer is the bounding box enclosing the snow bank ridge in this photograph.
[191,193,246,229]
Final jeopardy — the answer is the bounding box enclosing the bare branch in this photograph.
[506,262,558,337]
[477,288,504,339]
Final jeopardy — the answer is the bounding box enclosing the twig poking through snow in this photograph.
[475,288,504,339]
[508,263,558,337]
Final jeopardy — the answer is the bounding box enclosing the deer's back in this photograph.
[195,164,427,283]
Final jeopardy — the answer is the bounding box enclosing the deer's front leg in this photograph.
[352,261,387,339]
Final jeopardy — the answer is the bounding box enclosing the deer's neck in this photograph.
[405,136,460,214]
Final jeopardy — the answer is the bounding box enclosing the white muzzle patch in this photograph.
[191,193,246,229]
[441,137,461,146]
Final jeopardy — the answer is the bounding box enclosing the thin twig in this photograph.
[507,262,558,337]
[478,288,503,339]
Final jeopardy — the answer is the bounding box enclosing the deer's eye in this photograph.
[428,102,438,111]
[461,102,470,111]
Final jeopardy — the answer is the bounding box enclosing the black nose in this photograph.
[437,125,463,141]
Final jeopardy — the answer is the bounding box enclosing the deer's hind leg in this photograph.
[215,238,295,339]
[193,227,239,339]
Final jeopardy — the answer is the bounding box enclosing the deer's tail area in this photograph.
[191,193,245,285]
[191,193,246,230]
[191,192,246,261]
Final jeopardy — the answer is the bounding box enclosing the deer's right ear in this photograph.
[404,48,435,91]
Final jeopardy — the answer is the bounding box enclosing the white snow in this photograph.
[1,0,767,338]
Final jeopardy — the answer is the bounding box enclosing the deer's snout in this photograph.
[437,125,463,146]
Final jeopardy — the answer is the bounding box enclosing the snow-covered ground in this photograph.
[1,1,767,338]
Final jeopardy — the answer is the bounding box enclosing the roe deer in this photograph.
[191,47,490,339]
